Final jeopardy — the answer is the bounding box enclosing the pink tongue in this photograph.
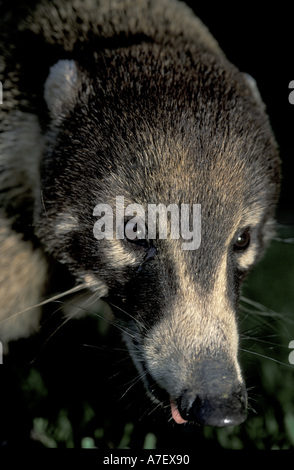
[170,399,188,424]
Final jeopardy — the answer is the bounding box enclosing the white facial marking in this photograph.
[55,213,79,235]
[44,59,78,118]
[83,274,109,297]
[144,250,243,394]
[105,239,140,268]
[236,242,258,270]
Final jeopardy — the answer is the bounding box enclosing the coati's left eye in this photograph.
[234,229,250,251]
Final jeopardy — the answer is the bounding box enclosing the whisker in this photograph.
[54,300,140,343]
[241,334,286,349]
[81,343,129,353]
[246,401,258,414]
[119,371,148,401]
[239,348,292,367]
[0,283,89,326]
[273,237,294,244]
[107,300,148,332]
[40,190,48,218]
[39,290,94,328]
[240,296,280,314]
[147,401,164,417]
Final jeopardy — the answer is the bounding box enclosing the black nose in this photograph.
[177,388,247,427]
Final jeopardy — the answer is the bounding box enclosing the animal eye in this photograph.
[125,219,148,247]
[234,229,250,251]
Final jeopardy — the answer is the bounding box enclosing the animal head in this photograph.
[36,50,280,426]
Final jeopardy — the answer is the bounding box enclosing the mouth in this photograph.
[140,360,189,424]
[126,331,247,428]
[139,360,247,427]
[170,399,188,424]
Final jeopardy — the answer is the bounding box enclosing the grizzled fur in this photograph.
[0,0,280,426]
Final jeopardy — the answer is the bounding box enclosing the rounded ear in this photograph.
[44,59,79,118]
[243,72,265,110]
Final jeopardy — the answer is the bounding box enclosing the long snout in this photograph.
[142,299,246,426]
[148,353,247,427]
[178,390,247,426]
[171,382,247,427]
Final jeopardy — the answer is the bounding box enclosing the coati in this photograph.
[0,0,280,428]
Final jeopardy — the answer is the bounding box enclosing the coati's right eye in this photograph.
[233,228,250,252]
[125,219,148,247]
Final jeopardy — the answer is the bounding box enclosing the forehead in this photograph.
[107,128,273,213]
